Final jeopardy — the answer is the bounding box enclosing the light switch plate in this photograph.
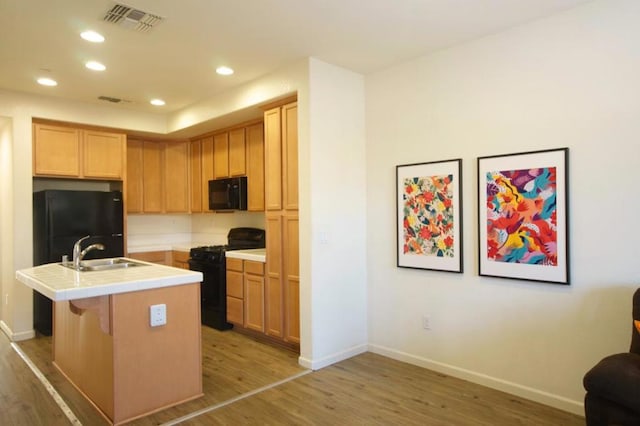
[150,304,167,327]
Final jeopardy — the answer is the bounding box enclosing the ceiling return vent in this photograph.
[102,3,163,33]
[98,96,132,104]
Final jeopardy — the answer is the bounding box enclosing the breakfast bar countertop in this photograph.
[16,260,203,301]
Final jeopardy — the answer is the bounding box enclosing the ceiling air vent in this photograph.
[98,96,132,104]
[102,3,163,33]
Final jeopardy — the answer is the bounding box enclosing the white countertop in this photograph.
[16,259,203,301]
[224,248,266,263]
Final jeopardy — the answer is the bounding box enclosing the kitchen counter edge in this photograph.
[16,260,203,301]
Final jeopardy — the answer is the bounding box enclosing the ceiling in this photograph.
[0,0,592,115]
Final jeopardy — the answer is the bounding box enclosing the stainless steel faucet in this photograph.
[73,235,105,269]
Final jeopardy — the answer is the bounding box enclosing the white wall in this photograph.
[366,0,640,415]
[300,59,368,368]
[0,117,13,334]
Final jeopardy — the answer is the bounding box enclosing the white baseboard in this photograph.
[368,343,584,417]
[0,320,35,342]
[298,343,368,370]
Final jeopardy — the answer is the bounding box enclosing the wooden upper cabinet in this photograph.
[264,101,297,211]
[142,141,164,213]
[228,128,246,177]
[246,123,265,212]
[33,124,81,177]
[189,140,202,213]
[201,136,214,212]
[83,130,125,179]
[126,140,144,213]
[33,123,125,180]
[282,102,298,210]
[213,133,229,179]
[164,141,189,213]
[264,107,283,211]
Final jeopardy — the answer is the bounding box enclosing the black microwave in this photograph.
[209,176,247,211]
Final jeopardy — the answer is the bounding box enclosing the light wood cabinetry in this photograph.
[246,123,265,211]
[226,259,265,332]
[164,141,190,213]
[142,141,164,213]
[33,123,125,180]
[213,133,229,179]
[190,121,263,212]
[228,128,246,176]
[263,100,300,344]
[126,140,189,214]
[171,251,190,269]
[126,140,144,213]
[83,130,126,179]
[128,250,170,265]
[226,258,245,325]
[189,136,214,213]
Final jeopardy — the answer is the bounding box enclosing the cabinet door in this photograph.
[201,136,214,212]
[164,141,189,213]
[284,212,300,343]
[126,140,144,213]
[246,123,265,212]
[228,128,246,176]
[189,140,202,213]
[213,132,229,178]
[142,141,164,213]
[33,123,81,177]
[265,212,283,337]
[245,272,265,332]
[282,102,298,210]
[83,130,125,179]
[264,107,282,211]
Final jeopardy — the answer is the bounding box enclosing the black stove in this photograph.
[188,227,265,330]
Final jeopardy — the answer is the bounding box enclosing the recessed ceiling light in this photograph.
[80,30,105,43]
[150,99,165,106]
[85,61,106,71]
[216,66,234,76]
[37,77,58,87]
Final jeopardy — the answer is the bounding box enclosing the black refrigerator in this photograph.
[33,190,124,335]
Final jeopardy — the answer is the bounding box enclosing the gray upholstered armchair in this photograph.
[583,288,640,425]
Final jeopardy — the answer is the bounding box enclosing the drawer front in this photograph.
[226,271,243,298]
[226,257,243,272]
[226,297,244,325]
[244,260,264,276]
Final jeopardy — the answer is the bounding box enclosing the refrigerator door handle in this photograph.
[112,233,123,237]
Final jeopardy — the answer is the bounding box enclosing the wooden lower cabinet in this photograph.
[244,262,265,332]
[171,251,190,269]
[226,259,265,332]
[128,250,170,266]
[265,210,299,343]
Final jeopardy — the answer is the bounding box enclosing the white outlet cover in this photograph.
[150,304,167,327]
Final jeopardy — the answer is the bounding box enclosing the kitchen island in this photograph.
[16,259,204,425]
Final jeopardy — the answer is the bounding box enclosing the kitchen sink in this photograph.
[61,258,145,272]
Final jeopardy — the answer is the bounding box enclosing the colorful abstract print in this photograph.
[486,167,558,266]
[403,175,455,258]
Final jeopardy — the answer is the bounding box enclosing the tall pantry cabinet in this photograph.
[264,100,299,344]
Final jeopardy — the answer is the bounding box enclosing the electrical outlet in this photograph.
[422,315,431,330]
[4,294,8,306]
[150,304,167,327]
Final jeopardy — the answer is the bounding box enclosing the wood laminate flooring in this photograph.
[3,329,585,425]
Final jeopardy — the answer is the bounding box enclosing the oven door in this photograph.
[188,258,232,330]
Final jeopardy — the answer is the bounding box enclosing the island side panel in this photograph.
[53,298,115,420]
[111,282,202,424]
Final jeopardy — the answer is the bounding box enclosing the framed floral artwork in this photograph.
[477,148,569,284]
[396,159,463,272]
